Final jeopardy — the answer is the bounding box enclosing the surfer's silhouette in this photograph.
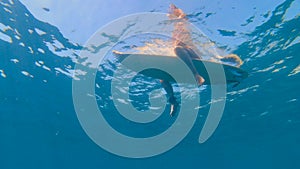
[162,5,243,116]
[112,4,244,116]
[161,4,205,116]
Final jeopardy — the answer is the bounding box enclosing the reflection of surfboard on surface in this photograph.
[114,52,248,85]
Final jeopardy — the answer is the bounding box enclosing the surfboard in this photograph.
[114,52,248,85]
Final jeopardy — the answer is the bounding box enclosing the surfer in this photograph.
[113,4,244,117]
[161,4,205,116]
[169,4,205,86]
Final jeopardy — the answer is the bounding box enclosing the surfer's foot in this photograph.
[195,74,205,86]
[168,96,178,117]
[170,104,178,117]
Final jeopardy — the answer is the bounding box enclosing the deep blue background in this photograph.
[0,0,299,168]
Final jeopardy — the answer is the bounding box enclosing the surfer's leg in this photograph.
[174,46,205,85]
[160,80,178,116]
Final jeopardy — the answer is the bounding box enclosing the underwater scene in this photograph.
[0,0,299,168]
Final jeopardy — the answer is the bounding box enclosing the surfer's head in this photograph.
[168,4,186,19]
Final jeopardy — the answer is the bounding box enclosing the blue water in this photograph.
[1,0,300,169]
